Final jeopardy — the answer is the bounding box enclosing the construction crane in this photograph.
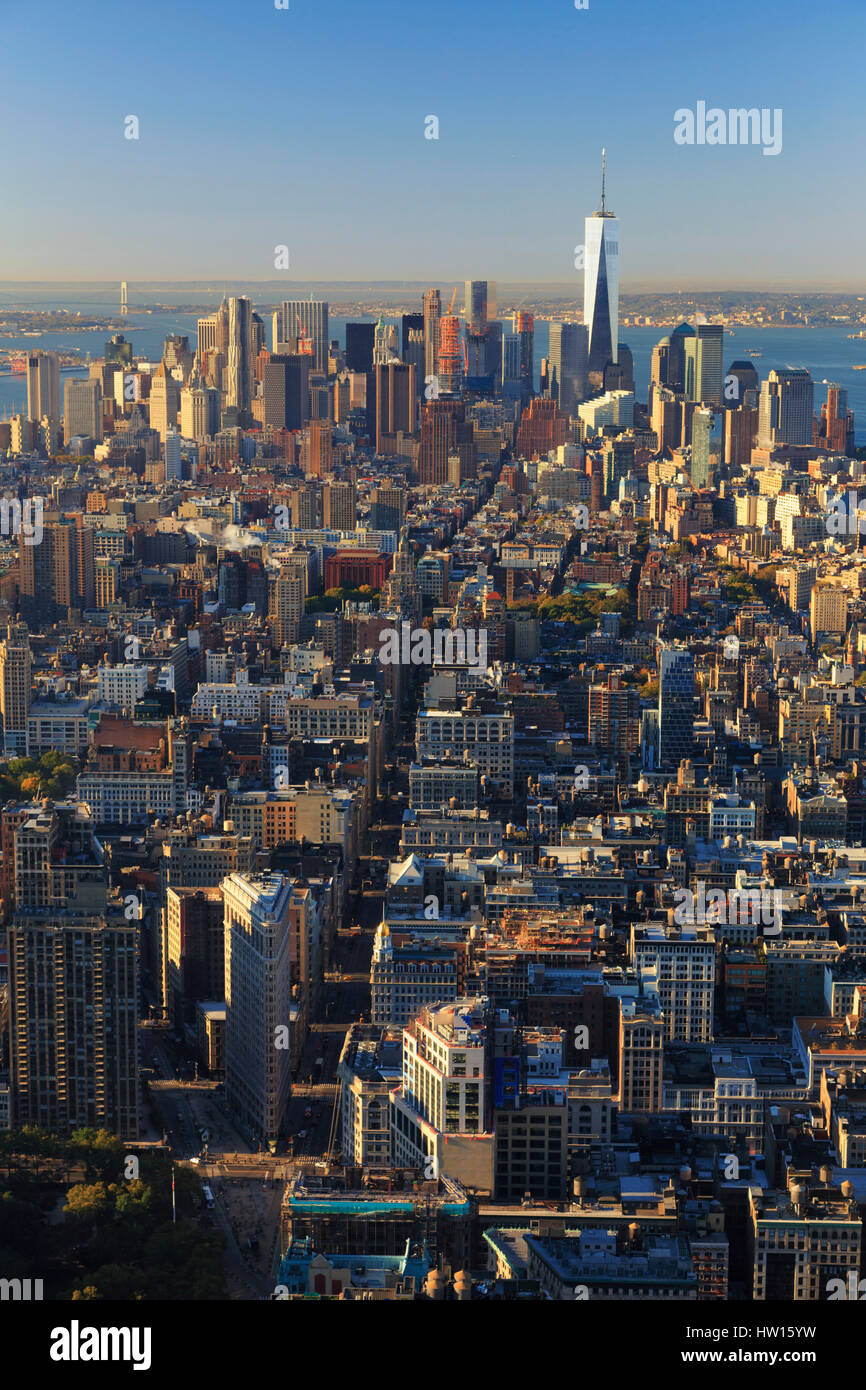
[447,286,458,316]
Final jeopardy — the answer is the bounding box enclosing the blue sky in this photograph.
[1,0,862,286]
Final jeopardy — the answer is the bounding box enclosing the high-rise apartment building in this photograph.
[227,295,253,416]
[0,626,31,755]
[322,480,357,532]
[658,644,695,770]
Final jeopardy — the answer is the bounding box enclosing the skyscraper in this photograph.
[584,150,619,385]
[223,872,294,1148]
[263,354,309,431]
[548,322,588,412]
[226,295,253,417]
[438,314,463,394]
[374,362,417,453]
[322,480,357,532]
[514,312,535,404]
[0,626,31,755]
[63,377,102,442]
[345,322,375,373]
[757,368,814,447]
[685,324,724,406]
[26,351,60,423]
[164,426,182,481]
[658,645,695,770]
[149,361,179,442]
[423,288,441,382]
[281,300,329,372]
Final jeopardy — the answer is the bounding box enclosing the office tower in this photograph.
[281,300,328,372]
[250,311,266,363]
[658,644,695,770]
[548,322,588,412]
[307,418,333,477]
[223,872,293,1147]
[148,361,179,441]
[419,399,473,485]
[226,295,253,415]
[8,905,139,1138]
[515,398,568,459]
[684,323,724,406]
[423,288,441,381]
[514,312,535,402]
[163,334,194,381]
[650,337,672,406]
[757,368,814,447]
[63,376,102,442]
[375,362,417,453]
[604,341,634,394]
[404,327,425,388]
[263,354,309,430]
[373,315,400,365]
[0,626,31,755]
[724,403,757,469]
[584,150,619,384]
[725,359,759,407]
[105,333,133,367]
[164,426,182,481]
[370,485,406,533]
[666,321,694,393]
[401,312,425,359]
[322,480,357,532]
[502,333,523,405]
[652,387,681,453]
[465,280,488,332]
[180,379,220,440]
[26,351,60,422]
[817,383,855,455]
[198,301,229,359]
[345,322,375,373]
[464,286,492,382]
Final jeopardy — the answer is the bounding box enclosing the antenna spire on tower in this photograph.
[601,147,606,214]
